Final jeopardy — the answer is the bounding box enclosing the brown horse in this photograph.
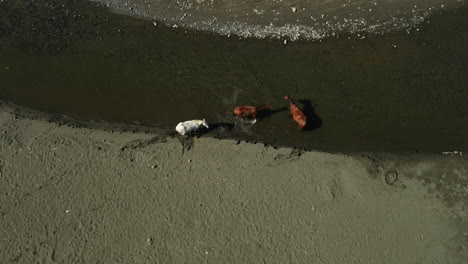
[233,102,271,121]
[284,96,307,128]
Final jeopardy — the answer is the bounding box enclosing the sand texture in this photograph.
[0,109,467,263]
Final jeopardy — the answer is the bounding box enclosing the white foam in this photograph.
[92,0,464,40]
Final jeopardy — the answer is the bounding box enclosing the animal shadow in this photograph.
[298,99,322,131]
[261,106,288,119]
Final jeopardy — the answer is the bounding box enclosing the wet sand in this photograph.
[0,107,467,263]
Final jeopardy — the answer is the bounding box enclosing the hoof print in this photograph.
[385,171,398,185]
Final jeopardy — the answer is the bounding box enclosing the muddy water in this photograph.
[0,0,467,153]
[94,0,463,40]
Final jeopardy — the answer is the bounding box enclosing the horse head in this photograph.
[201,118,209,129]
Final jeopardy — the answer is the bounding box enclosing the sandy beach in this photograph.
[1,1,467,263]
[1,106,466,263]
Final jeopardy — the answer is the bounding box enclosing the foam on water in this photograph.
[93,0,464,40]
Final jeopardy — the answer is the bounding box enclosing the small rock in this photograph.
[283,39,288,45]
[147,238,153,245]
[188,159,192,163]
[291,7,297,13]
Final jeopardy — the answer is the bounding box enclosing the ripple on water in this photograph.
[92,0,464,40]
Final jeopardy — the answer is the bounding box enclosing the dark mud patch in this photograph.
[359,152,468,212]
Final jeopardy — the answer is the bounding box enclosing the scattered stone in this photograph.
[147,237,153,245]
[291,7,297,13]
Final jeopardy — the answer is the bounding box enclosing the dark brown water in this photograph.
[90,0,463,41]
[0,0,467,153]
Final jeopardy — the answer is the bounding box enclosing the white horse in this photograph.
[175,119,209,136]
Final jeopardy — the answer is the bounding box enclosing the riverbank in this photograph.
[1,0,468,153]
[0,106,467,263]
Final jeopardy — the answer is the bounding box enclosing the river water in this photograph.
[0,0,467,153]
[95,0,463,40]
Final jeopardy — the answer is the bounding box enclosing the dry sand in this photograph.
[0,107,467,263]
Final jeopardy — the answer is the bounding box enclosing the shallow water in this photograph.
[0,0,467,153]
[95,0,464,40]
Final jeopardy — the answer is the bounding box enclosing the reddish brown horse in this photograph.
[233,102,271,120]
[284,95,307,128]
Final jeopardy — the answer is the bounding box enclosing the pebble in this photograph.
[147,238,153,245]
